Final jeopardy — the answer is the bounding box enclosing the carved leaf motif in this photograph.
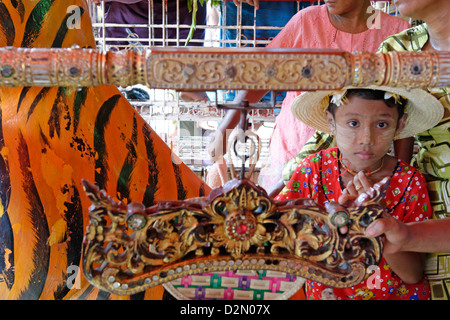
[82,178,387,295]
[153,59,184,83]
[196,60,226,83]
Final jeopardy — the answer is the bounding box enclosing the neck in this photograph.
[340,156,385,177]
[421,3,450,51]
[328,0,372,34]
[427,22,450,52]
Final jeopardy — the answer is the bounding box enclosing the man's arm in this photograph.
[233,0,260,10]
[366,217,450,254]
[208,89,267,162]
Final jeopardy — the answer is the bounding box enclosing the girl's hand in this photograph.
[339,171,374,205]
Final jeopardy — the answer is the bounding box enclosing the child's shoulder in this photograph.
[295,148,340,177]
[392,157,427,183]
[301,147,339,164]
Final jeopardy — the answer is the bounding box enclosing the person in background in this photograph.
[205,0,303,188]
[95,0,208,100]
[220,0,308,102]
[96,0,207,47]
[208,0,410,196]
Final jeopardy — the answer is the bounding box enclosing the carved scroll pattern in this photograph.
[147,52,350,90]
[1,47,448,90]
[82,178,386,296]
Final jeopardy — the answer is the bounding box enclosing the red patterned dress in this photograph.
[275,147,431,300]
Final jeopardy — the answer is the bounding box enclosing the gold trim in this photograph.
[0,47,448,90]
[81,178,388,296]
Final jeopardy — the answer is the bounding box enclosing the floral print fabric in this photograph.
[275,147,431,300]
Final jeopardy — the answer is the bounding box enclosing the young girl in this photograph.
[208,0,410,196]
[275,86,443,300]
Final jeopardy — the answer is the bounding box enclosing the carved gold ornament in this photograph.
[0,47,448,90]
[81,178,388,296]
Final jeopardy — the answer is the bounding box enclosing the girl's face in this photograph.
[326,96,406,172]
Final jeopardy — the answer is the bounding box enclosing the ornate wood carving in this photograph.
[81,177,388,296]
[0,47,449,90]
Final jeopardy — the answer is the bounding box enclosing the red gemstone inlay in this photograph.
[235,224,248,234]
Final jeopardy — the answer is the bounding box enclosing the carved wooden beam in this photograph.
[81,178,388,296]
[0,47,449,90]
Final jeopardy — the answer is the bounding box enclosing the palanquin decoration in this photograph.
[0,46,449,91]
[81,176,388,296]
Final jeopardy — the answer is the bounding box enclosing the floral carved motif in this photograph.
[82,178,387,296]
[1,47,447,90]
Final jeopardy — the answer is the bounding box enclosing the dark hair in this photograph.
[327,89,406,121]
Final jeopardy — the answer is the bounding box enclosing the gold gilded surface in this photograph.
[81,178,387,296]
[146,49,350,90]
[0,47,448,90]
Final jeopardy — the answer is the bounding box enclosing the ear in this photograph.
[395,113,408,136]
[326,111,336,135]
